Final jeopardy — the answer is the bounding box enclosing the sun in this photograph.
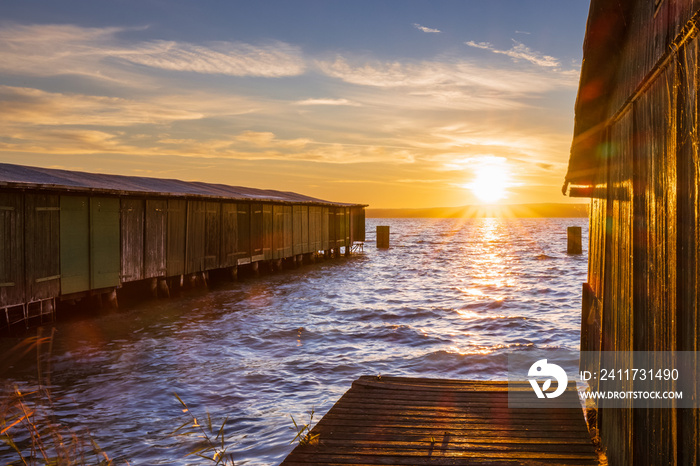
[464,157,512,203]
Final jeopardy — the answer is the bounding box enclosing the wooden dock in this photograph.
[282,376,599,465]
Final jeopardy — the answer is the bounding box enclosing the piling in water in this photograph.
[376,226,390,249]
[567,226,582,254]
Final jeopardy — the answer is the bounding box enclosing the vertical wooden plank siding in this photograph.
[0,177,364,328]
[308,206,318,252]
[677,34,699,466]
[24,194,60,302]
[120,198,144,283]
[272,205,284,260]
[598,110,634,465]
[90,197,120,290]
[221,203,238,268]
[186,200,206,273]
[262,204,273,260]
[641,60,677,466]
[204,201,220,270]
[301,205,311,254]
[283,206,293,258]
[321,207,329,251]
[350,206,366,243]
[336,207,347,248]
[144,199,166,278]
[575,4,700,464]
[250,203,264,261]
[327,207,337,251]
[166,199,186,276]
[60,196,90,294]
[236,203,251,264]
[292,205,303,255]
[0,192,24,307]
[344,207,350,247]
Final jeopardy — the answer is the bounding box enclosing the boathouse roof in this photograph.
[0,162,365,207]
[563,0,634,195]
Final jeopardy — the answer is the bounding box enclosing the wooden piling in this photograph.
[149,278,159,298]
[157,278,170,298]
[376,225,390,249]
[567,226,582,254]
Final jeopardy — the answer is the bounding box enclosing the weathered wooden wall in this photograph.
[144,199,167,278]
[59,196,90,295]
[121,198,145,283]
[1,187,366,326]
[24,194,60,302]
[0,193,24,306]
[166,199,187,277]
[581,3,700,464]
[0,162,366,329]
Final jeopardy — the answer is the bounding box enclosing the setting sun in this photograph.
[464,157,512,203]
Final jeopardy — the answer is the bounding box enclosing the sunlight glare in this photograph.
[463,157,512,203]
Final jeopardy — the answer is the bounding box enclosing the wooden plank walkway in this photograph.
[282,376,599,465]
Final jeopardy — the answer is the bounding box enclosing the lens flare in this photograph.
[463,157,513,203]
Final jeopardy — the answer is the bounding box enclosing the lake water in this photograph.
[0,217,588,465]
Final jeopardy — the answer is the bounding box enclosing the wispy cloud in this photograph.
[295,98,360,106]
[0,23,305,79]
[0,85,203,126]
[413,23,441,33]
[316,55,577,95]
[115,40,304,77]
[465,39,560,68]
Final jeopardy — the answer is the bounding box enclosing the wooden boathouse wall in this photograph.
[0,164,366,329]
[565,1,700,465]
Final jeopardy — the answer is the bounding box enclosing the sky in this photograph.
[0,1,591,208]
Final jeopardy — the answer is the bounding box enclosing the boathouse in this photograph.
[564,1,700,464]
[0,163,366,330]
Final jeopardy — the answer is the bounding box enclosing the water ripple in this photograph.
[0,217,588,465]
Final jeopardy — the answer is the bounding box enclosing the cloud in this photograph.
[421,123,573,175]
[465,39,560,68]
[0,85,203,126]
[115,40,304,77]
[413,23,441,33]
[0,23,305,80]
[295,98,360,106]
[315,56,577,103]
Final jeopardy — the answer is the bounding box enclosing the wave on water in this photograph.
[0,217,588,465]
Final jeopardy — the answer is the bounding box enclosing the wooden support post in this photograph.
[376,226,390,249]
[567,226,582,254]
[150,278,159,298]
[158,278,170,298]
[106,288,118,309]
[230,266,238,281]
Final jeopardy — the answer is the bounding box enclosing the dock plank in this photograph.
[281,376,599,465]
